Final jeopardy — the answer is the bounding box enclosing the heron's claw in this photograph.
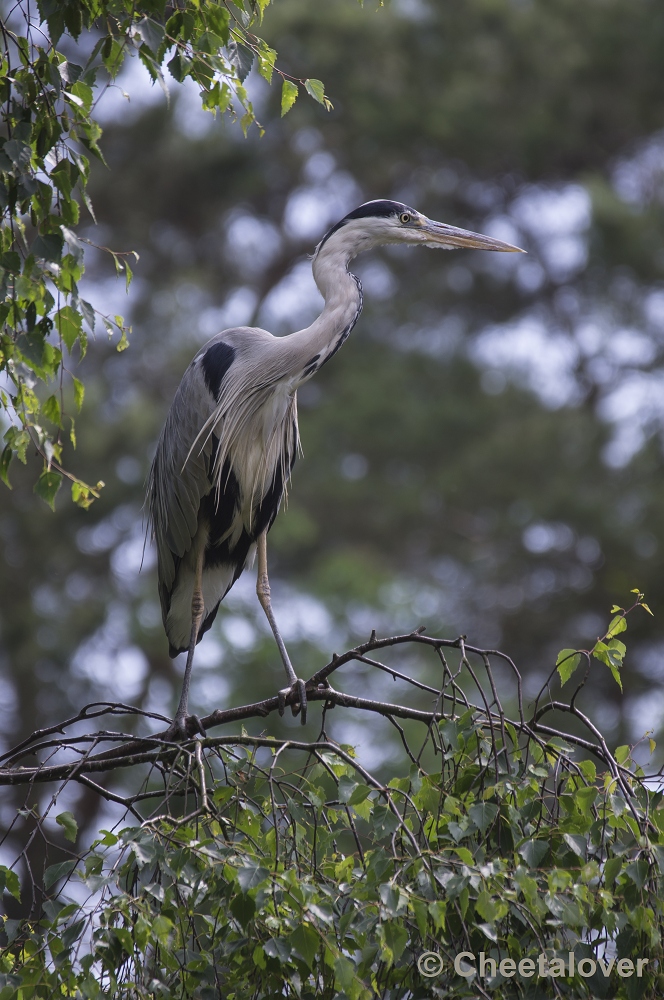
[278,678,308,725]
[190,714,207,737]
[164,714,206,742]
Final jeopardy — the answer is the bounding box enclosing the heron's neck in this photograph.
[287,237,364,380]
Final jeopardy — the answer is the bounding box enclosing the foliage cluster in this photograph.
[2,722,664,998]
[1,609,663,999]
[555,591,653,693]
[1,0,663,783]
[0,0,328,509]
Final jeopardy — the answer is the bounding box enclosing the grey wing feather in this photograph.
[148,359,216,610]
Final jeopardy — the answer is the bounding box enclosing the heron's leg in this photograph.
[256,531,307,724]
[169,546,206,740]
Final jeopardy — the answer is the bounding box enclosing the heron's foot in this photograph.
[278,678,308,725]
[164,713,206,742]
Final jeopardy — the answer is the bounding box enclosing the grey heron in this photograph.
[147,200,523,738]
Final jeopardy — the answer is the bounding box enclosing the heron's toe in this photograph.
[277,686,288,717]
[190,714,207,738]
[278,679,308,724]
[295,678,308,725]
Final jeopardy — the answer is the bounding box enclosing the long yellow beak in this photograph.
[422,219,525,253]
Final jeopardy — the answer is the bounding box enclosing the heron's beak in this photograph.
[421,219,524,253]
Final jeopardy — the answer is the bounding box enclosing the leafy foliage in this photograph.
[556,591,654,691]
[1,618,663,998]
[2,725,663,997]
[0,0,331,508]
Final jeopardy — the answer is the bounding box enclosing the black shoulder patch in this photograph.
[317,200,417,251]
[201,341,236,400]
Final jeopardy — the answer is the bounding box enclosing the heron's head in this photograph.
[316,199,524,257]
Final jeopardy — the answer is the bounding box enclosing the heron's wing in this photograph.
[148,355,219,616]
[148,327,300,650]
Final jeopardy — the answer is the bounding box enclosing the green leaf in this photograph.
[71,80,94,114]
[604,856,622,888]
[237,863,269,892]
[0,444,12,488]
[0,865,20,901]
[428,899,446,929]
[338,774,358,802]
[333,954,356,991]
[348,783,372,806]
[609,792,626,815]
[264,937,292,963]
[592,639,625,689]
[34,469,62,510]
[55,305,82,352]
[62,918,86,949]
[562,832,587,859]
[32,231,64,261]
[651,845,664,874]
[625,859,648,889]
[240,111,254,137]
[44,860,77,889]
[201,80,232,115]
[574,785,597,812]
[206,6,230,42]
[304,78,329,107]
[43,394,62,426]
[228,40,254,82]
[290,922,319,970]
[6,428,30,464]
[281,79,298,116]
[468,801,498,833]
[577,759,597,782]
[61,225,84,262]
[230,891,256,926]
[72,377,84,411]
[439,719,460,750]
[546,893,584,927]
[71,481,96,509]
[381,920,408,965]
[152,915,173,947]
[556,648,581,686]
[379,882,403,915]
[0,250,21,273]
[79,298,95,332]
[56,810,78,843]
[114,315,131,352]
[615,744,631,765]
[607,614,627,637]
[518,839,549,867]
[257,41,277,84]
[475,889,497,922]
[135,16,165,56]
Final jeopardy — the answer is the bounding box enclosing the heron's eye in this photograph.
[399,213,411,224]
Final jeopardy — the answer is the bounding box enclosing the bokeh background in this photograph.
[2,0,664,835]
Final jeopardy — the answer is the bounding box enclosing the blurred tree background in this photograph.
[2,0,664,837]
